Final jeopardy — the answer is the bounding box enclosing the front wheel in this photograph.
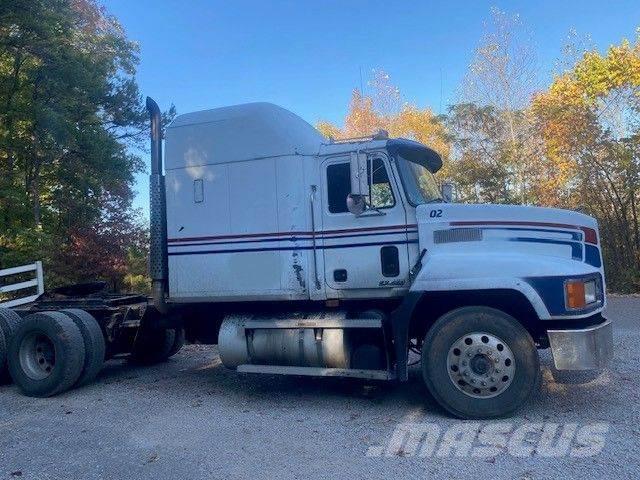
[421,306,540,419]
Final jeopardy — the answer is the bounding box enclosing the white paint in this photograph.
[163,102,606,321]
[0,261,44,308]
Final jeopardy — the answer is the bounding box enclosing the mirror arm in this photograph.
[368,152,373,207]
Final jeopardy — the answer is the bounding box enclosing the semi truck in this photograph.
[0,97,613,419]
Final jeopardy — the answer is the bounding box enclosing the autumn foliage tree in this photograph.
[317,18,640,292]
[317,69,450,164]
[532,33,640,290]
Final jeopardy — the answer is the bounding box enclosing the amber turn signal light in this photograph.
[565,280,587,309]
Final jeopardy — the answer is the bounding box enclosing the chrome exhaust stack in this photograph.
[146,97,168,314]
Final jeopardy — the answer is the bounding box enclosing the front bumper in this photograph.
[547,319,613,370]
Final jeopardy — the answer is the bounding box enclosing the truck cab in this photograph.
[154,100,613,418]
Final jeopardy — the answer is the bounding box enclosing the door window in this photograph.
[368,158,395,209]
[325,158,395,214]
[326,162,351,213]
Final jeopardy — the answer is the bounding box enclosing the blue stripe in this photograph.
[168,229,417,247]
[508,237,583,260]
[168,239,419,256]
[585,244,602,267]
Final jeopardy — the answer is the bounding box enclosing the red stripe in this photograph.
[168,224,419,243]
[450,221,598,245]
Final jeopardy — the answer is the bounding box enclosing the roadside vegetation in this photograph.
[319,11,640,292]
[0,0,174,294]
[0,3,638,292]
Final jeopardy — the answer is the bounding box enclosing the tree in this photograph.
[451,7,541,204]
[0,0,163,291]
[316,70,450,162]
[445,103,517,203]
[532,33,640,291]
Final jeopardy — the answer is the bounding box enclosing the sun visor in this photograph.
[386,138,442,173]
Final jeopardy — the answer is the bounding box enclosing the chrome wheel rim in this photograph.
[19,332,56,380]
[446,332,515,399]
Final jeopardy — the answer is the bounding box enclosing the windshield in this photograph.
[396,156,442,205]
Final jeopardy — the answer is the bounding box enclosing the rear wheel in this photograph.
[0,308,22,383]
[8,311,85,397]
[421,306,540,419]
[130,328,175,364]
[0,329,7,383]
[60,309,106,387]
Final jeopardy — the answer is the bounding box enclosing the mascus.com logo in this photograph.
[366,422,610,458]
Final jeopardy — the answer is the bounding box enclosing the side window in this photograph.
[326,157,395,214]
[327,162,351,213]
[368,158,395,209]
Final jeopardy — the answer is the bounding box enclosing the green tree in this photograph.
[0,0,163,290]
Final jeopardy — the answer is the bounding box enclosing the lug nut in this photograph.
[481,381,486,386]
[477,348,482,354]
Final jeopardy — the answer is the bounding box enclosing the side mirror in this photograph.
[441,182,454,203]
[350,151,370,198]
[346,194,366,216]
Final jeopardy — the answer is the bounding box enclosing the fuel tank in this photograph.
[218,316,351,369]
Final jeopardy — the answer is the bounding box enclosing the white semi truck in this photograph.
[0,98,613,419]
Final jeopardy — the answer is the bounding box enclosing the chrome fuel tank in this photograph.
[218,316,350,369]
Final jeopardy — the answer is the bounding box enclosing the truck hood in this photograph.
[415,203,601,271]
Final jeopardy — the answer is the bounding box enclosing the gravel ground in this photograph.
[0,297,638,480]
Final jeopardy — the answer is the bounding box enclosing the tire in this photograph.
[130,328,175,365]
[421,306,540,419]
[60,309,106,387]
[0,307,22,339]
[0,308,23,383]
[8,311,85,397]
[167,328,185,358]
[0,329,7,383]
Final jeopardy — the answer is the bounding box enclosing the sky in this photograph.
[100,0,640,217]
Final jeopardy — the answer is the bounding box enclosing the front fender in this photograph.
[390,252,603,382]
[410,252,602,320]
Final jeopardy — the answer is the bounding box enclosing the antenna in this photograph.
[439,67,443,115]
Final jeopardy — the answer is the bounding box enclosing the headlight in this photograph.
[565,278,599,310]
[584,279,597,304]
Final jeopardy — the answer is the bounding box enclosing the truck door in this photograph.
[320,154,410,293]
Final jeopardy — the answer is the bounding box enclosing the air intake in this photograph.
[433,228,482,244]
